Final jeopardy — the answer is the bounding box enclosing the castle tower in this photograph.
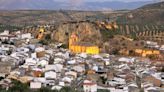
[37,28,45,40]
[69,32,78,50]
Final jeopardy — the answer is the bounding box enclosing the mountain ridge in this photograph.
[0,0,156,10]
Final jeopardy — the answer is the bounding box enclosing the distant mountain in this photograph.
[139,1,164,9]
[0,0,61,10]
[0,0,156,10]
[83,1,155,10]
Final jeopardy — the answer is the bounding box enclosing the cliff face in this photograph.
[52,22,102,46]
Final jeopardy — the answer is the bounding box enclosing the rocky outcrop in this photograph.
[21,21,102,47]
[52,21,102,46]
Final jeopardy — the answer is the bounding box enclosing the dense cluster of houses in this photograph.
[0,31,163,92]
[146,41,164,53]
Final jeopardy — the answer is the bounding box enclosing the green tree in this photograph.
[148,54,157,60]
[52,89,59,92]
[7,80,30,92]
[60,87,77,92]
[45,34,51,40]
[39,87,52,92]
[0,87,7,92]
[111,49,119,55]
[39,40,48,45]
[161,67,164,72]
[59,44,68,49]
[100,77,107,84]
[97,89,110,92]
[129,50,135,56]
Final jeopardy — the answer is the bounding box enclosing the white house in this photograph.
[45,49,53,55]
[35,47,45,52]
[45,71,57,79]
[0,30,9,40]
[25,58,37,65]
[30,82,42,89]
[54,58,65,64]
[0,45,10,51]
[45,64,63,72]
[65,71,77,79]
[45,65,56,71]
[51,85,62,90]
[72,66,85,73]
[62,77,72,83]
[67,60,76,65]
[78,53,87,58]
[160,45,164,51]
[0,30,9,35]
[59,81,65,86]
[16,47,30,53]
[34,77,46,83]
[92,65,98,72]
[37,60,48,67]
[21,33,32,39]
[92,55,103,59]
[31,53,37,59]
[106,77,126,87]
[55,52,69,59]
[144,87,158,92]
[83,80,97,92]
[118,57,135,63]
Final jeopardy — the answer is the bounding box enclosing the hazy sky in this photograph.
[0,0,160,10]
[84,0,154,2]
[64,0,156,2]
[48,0,154,2]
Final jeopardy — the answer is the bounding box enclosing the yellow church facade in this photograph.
[69,33,99,54]
[135,49,160,57]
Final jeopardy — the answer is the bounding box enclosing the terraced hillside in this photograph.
[116,24,164,43]
[119,2,164,25]
[114,2,164,43]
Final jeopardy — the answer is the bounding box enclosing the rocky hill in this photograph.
[0,2,164,53]
[21,21,102,47]
[17,2,164,48]
[0,10,102,26]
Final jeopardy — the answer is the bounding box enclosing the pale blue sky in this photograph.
[84,0,153,2]
[59,0,155,2]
